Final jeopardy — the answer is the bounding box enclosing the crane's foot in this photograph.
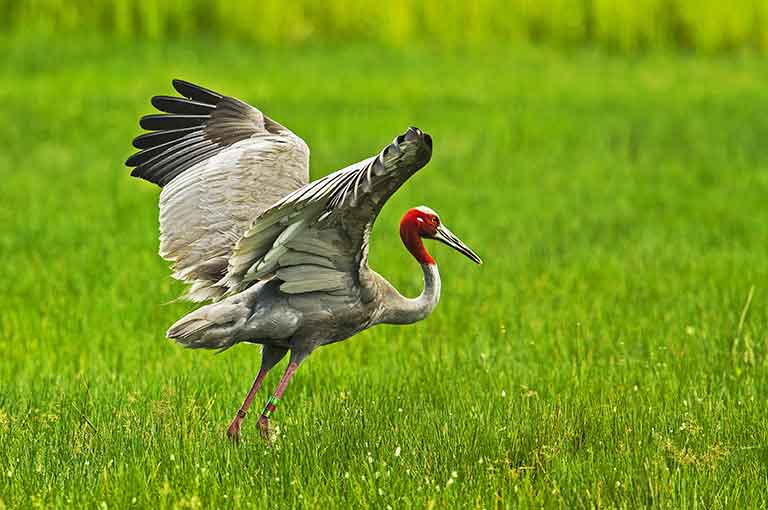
[226,409,246,443]
[257,416,273,444]
[226,421,242,443]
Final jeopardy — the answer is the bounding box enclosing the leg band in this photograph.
[261,395,279,418]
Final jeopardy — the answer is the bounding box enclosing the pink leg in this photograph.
[226,369,268,440]
[226,346,287,442]
[257,361,301,440]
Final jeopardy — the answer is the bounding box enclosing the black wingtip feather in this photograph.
[127,80,258,187]
[125,153,143,168]
[172,79,223,105]
[151,96,215,115]
[140,114,209,131]
[126,137,184,167]
[132,127,198,149]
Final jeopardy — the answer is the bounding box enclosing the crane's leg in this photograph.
[226,345,287,442]
[256,351,307,442]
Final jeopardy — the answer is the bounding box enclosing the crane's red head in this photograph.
[399,206,482,266]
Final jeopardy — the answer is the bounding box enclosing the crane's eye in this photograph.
[432,216,440,226]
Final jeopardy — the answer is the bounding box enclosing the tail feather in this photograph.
[164,282,298,352]
[166,302,242,350]
[166,318,212,341]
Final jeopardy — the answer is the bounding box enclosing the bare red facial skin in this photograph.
[399,208,439,265]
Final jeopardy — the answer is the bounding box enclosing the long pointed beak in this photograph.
[433,224,482,264]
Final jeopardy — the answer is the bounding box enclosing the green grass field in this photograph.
[1,36,767,508]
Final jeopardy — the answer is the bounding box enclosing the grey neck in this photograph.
[380,263,441,325]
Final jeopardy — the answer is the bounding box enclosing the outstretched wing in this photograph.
[223,127,432,302]
[126,80,309,302]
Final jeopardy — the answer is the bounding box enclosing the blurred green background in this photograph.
[3,0,768,52]
[1,2,767,509]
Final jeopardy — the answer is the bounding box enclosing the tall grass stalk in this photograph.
[1,0,766,52]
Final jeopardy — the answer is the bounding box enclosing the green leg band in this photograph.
[261,395,279,418]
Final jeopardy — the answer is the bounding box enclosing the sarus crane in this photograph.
[126,80,482,441]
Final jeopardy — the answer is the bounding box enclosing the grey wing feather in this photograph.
[126,80,309,301]
[222,127,432,301]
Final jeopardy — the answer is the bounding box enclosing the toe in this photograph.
[257,417,272,443]
[226,424,241,442]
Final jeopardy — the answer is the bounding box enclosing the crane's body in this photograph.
[166,260,440,354]
[126,80,480,441]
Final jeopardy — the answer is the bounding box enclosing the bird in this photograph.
[125,79,482,441]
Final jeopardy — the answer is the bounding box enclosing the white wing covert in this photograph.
[126,80,309,302]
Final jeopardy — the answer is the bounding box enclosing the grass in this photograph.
[3,0,768,53]
[1,35,767,508]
